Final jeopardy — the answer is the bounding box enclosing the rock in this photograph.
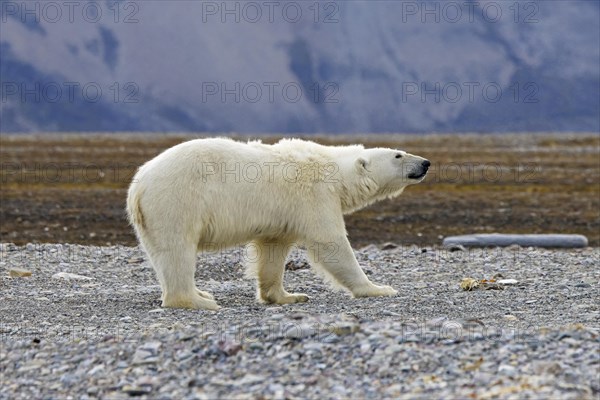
[497,279,519,285]
[52,272,93,280]
[0,243,17,252]
[321,334,340,344]
[217,340,242,356]
[498,364,518,377]
[59,373,78,387]
[328,322,359,336]
[132,342,162,365]
[285,260,310,270]
[131,352,159,366]
[265,306,284,313]
[87,365,104,376]
[267,383,285,397]
[122,385,152,396]
[247,342,264,352]
[238,374,265,386]
[443,234,588,248]
[447,244,466,252]
[381,242,398,250]
[427,316,448,327]
[87,386,99,395]
[359,244,379,252]
[503,315,519,321]
[140,342,161,354]
[268,313,285,321]
[284,323,318,339]
[9,268,32,277]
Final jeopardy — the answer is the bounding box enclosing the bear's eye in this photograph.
[395,154,402,159]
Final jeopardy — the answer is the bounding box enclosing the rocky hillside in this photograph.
[1,0,599,133]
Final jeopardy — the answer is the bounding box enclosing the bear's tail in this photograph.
[126,182,146,232]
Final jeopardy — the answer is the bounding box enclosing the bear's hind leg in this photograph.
[248,240,309,304]
[147,244,220,310]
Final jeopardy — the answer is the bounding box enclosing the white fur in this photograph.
[126,138,429,310]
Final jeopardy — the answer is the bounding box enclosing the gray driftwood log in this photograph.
[443,234,588,248]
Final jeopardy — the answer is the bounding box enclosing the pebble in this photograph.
[8,268,32,277]
[498,364,518,377]
[574,282,591,288]
[52,272,93,280]
[122,385,152,396]
[328,321,359,336]
[284,323,318,339]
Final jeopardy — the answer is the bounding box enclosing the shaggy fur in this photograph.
[127,138,429,310]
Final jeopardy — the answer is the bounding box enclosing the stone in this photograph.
[284,323,318,339]
[140,342,162,355]
[132,342,162,365]
[328,322,359,336]
[122,385,152,396]
[448,244,466,252]
[52,272,93,280]
[498,364,518,377]
[9,268,32,277]
[381,242,398,250]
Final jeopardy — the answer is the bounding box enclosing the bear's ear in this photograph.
[356,157,369,173]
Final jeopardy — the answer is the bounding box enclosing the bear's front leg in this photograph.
[307,236,398,298]
[248,240,309,305]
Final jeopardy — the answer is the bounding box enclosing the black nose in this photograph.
[422,160,431,169]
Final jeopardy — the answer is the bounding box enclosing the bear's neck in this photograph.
[338,175,379,214]
[338,178,405,215]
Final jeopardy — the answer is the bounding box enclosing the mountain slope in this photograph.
[1,0,598,133]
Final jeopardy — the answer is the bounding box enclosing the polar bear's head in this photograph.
[357,147,430,188]
[335,147,428,210]
[335,145,430,213]
[355,148,431,200]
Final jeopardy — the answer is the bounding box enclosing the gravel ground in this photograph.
[1,242,599,399]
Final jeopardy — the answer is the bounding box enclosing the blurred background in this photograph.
[0,1,599,248]
[1,0,599,133]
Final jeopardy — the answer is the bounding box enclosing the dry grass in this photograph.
[1,133,598,247]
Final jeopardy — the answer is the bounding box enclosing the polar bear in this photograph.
[126,138,430,310]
